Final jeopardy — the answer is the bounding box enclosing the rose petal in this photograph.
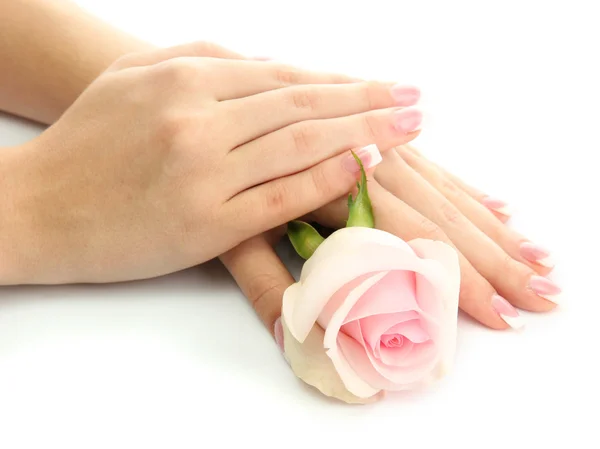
[317,272,385,330]
[285,229,450,343]
[323,272,388,350]
[284,228,451,343]
[347,319,439,386]
[408,239,461,377]
[378,340,414,365]
[380,334,403,348]
[335,326,393,390]
[299,227,416,283]
[337,324,435,391]
[281,318,381,403]
[343,270,417,323]
[386,319,430,344]
[357,311,420,351]
[379,340,437,367]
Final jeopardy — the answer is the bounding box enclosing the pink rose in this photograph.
[280,227,460,404]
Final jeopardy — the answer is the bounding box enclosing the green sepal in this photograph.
[287,220,325,260]
[346,151,375,228]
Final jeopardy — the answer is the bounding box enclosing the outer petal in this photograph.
[408,239,461,377]
[284,230,449,343]
[281,318,382,404]
[299,227,416,283]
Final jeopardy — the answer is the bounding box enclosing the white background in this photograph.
[1,0,599,447]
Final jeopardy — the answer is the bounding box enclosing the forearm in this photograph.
[0,0,153,125]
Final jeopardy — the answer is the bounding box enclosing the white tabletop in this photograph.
[1,1,598,447]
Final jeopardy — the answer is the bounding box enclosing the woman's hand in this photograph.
[0,43,423,285]
[221,145,561,335]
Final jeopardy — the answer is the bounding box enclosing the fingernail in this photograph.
[529,275,562,304]
[343,144,382,173]
[274,317,285,352]
[491,294,525,330]
[520,242,555,268]
[390,84,421,106]
[481,196,512,217]
[392,108,423,134]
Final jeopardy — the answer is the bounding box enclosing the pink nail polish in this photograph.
[481,196,512,217]
[390,85,421,106]
[491,294,525,330]
[520,242,555,268]
[343,144,382,173]
[529,276,561,304]
[274,317,285,352]
[392,108,423,134]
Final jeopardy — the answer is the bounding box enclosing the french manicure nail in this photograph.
[481,196,512,216]
[390,84,421,106]
[274,317,285,352]
[520,242,555,268]
[392,108,423,134]
[529,276,561,304]
[343,144,382,173]
[491,294,525,330]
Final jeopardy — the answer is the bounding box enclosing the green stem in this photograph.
[346,151,375,228]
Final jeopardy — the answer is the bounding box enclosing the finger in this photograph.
[229,107,422,191]
[401,144,512,222]
[108,40,246,70]
[181,58,363,101]
[310,180,514,330]
[219,81,420,146]
[220,234,293,338]
[397,146,555,274]
[375,151,560,314]
[225,145,384,240]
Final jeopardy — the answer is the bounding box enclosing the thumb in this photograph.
[220,233,294,345]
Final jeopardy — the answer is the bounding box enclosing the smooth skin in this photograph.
[0,1,421,284]
[0,0,560,333]
[222,150,560,338]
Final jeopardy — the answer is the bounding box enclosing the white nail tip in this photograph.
[535,256,556,268]
[491,205,513,216]
[361,144,382,168]
[500,314,526,330]
[537,293,561,305]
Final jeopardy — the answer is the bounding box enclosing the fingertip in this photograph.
[274,316,284,351]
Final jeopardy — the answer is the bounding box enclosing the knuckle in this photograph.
[263,182,289,216]
[190,40,219,56]
[361,81,383,110]
[247,274,283,309]
[332,73,356,84]
[290,122,317,154]
[309,163,336,199]
[151,58,197,87]
[291,87,320,112]
[440,176,464,199]
[155,111,191,149]
[108,54,136,71]
[275,66,301,87]
[437,201,463,225]
[361,114,379,141]
[417,217,445,240]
